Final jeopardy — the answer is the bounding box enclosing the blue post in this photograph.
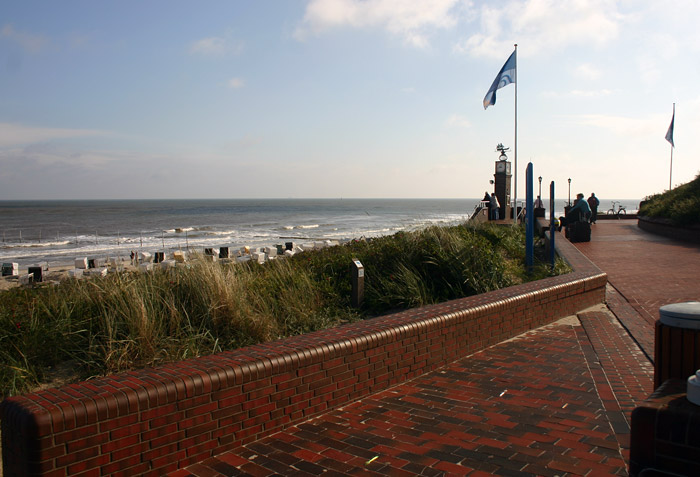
[526,163,534,272]
[549,181,556,269]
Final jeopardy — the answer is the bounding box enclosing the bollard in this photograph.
[350,259,364,308]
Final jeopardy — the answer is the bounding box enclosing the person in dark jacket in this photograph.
[587,193,600,224]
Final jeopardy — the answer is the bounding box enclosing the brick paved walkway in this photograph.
[173,222,696,476]
[575,221,700,330]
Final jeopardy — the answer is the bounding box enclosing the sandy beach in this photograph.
[0,261,137,292]
[1,265,67,291]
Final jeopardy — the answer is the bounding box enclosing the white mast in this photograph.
[513,43,518,224]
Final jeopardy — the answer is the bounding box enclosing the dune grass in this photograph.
[0,222,569,398]
[639,173,700,226]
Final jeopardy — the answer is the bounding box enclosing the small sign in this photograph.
[353,260,364,277]
[351,258,365,307]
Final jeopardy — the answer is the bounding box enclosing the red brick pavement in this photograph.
[603,284,654,362]
[173,221,696,477]
[173,317,630,476]
[574,221,700,328]
[576,308,654,462]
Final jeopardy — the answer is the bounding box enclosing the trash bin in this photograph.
[654,301,700,389]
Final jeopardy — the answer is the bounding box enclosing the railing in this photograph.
[471,200,490,219]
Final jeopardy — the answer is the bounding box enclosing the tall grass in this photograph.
[640,173,700,226]
[0,222,568,398]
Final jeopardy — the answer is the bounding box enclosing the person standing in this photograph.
[587,193,600,224]
[490,193,500,220]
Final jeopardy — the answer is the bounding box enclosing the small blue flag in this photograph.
[483,50,516,109]
[665,105,675,147]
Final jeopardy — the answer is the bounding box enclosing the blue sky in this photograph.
[1,0,697,201]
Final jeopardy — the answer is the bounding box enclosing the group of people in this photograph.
[481,192,547,221]
[481,191,601,226]
[560,192,599,228]
[482,192,501,220]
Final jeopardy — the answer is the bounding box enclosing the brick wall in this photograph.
[1,230,606,476]
[637,216,700,244]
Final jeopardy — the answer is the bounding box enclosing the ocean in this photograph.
[0,198,641,268]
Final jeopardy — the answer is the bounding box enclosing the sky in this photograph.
[1,0,698,201]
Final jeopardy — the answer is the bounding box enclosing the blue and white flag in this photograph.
[483,50,516,109]
[665,105,675,147]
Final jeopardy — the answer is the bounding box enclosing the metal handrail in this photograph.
[471,200,490,219]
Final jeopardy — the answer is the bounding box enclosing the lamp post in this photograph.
[538,176,542,198]
[568,178,572,206]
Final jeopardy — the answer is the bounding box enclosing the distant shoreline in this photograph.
[0,197,641,271]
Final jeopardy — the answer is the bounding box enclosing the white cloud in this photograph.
[228,77,245,89]
[0,123,106,147]
[572,89,612,97]
[634,32,681,86]
[573,113,662,137]
[0,146,187,198]
[541,89,612,99]
[454,0,621,58]
[1,24,47,53]
[445,113,471,128]
[222,134,263,151]
[575,63,602,80]
[188,34,243,56]
[295,0,468,48]
[0,144,114,169]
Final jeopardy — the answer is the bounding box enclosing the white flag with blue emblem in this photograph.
[665,105,675,147]
[483,50,516,109]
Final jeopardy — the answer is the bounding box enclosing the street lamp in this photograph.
[568,178,572,206]
[538,176,542,198]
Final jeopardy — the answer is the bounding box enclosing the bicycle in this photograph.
[607,201,627,218]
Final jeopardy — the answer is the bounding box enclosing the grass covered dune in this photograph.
[0,222,568,398]
[640,173,700,226]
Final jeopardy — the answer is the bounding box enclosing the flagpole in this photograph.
[669,102,675,190]
[669,142,673,190]
[513,44,518,225]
